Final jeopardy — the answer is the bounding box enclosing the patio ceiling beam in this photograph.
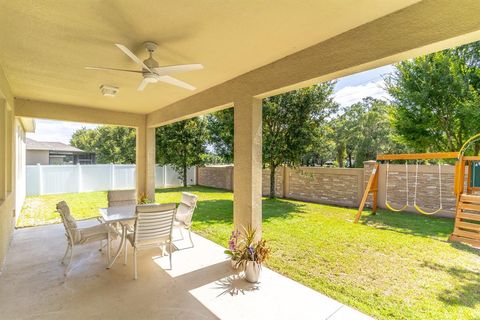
[14,98,145,128]
[147,0,480,127]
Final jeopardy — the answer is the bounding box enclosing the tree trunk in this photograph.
[270,165,277,199]
[183,164,188,187]
[474,142,480,156]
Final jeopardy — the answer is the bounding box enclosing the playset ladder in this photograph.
[450,194,480,248]
[354,163,379,223]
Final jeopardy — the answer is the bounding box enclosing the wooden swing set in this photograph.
[355,133,480,248]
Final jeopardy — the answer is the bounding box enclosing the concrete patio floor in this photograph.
[0,221,371,320]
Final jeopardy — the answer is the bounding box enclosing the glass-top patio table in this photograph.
[99,205,136,269]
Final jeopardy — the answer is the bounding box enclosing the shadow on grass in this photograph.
[360,209,455,240]
[156,186,231,194]
[193,198,305,225]
[422,261,480,309]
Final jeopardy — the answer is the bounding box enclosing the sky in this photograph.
[27,64,394,144]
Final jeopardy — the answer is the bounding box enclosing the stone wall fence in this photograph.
[198,165,364,208]
[198,161,461,218]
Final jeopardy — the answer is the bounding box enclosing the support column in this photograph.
[0,100,6,201]
[136,124,156,202]
[233,97,262,238]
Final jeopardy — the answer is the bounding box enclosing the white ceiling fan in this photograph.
[86,41,203,91]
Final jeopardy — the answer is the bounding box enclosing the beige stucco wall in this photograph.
[0,78,16,271]
[26,150,49,165]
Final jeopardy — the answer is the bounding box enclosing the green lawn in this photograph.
[18,186,480,320]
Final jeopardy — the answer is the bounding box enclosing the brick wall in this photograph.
[198,165,364,207]
[262,168,284,197]
[197,165,233,190]
[286,167,363,206]
[197,162,462,217]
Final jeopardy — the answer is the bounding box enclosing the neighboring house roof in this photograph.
[26,138,86,153]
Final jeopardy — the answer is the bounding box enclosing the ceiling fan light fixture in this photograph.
[99,84,119,97]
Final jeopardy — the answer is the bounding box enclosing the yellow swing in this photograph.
[385,161,409,212]
[413,161,443,215]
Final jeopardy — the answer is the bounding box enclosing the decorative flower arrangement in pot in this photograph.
[224,226,270,283]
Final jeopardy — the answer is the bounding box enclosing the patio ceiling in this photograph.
[0,0,419,114]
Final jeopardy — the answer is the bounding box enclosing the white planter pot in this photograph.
[245,261,261,283]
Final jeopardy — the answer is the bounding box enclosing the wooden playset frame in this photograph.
[355,133,480,248]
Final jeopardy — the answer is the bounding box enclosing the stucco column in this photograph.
[233,97,262,238]
[0,100,6,200]
[136,124,156,202]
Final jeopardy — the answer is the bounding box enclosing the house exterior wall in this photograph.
[26,150,49,165]
[0,97,15,272]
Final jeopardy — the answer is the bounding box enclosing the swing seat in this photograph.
[413,204,442,215]
[385,202,408,212]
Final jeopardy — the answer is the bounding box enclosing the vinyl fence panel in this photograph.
[26,164,195,196]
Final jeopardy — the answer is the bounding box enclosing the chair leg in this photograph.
[64,245,74,276]
[133,248,138,280]
[99,240,103,252]
[169,242,173,270]
[124,239,128,265]
[178,228,184,240]
[188,228,194,248]
[61,244,71,265]
[107,233,111,264]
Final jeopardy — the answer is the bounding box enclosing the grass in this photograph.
[18,186,480,320]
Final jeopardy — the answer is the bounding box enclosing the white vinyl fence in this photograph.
[26,164,196,196]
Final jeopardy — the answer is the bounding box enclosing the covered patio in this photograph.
[1,1,480,319]
[0,221,370,319]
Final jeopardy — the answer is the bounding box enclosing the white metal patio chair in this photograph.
[173,192,198,247]
[105,189,137,230]
[124,203,176,280]
[56,201,116,276]
[108,189,137,207]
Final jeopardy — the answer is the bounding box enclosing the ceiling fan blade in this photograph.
[85,66,142,73]
[137,78,150,91]
[156,75,196,91]
[153,64,203,76]
[115,43,153,73]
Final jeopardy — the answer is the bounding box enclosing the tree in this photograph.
[206,108,234,163]
[302,124,336,166]
[386,42,480,153]
[70,126,136,164]
[156,117,209,187]
[263,82,338,198]
[349,98,403,165]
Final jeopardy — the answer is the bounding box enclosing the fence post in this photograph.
[283,166,290,198]
[37,163,43,196]
[164,165,167,188]
[77,163,82,193]
[110,164,115,190]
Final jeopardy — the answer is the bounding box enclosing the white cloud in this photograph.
[333,80,390,108]
[27,120,98,144]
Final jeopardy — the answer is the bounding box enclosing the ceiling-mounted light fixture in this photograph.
[99,85,119,97]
